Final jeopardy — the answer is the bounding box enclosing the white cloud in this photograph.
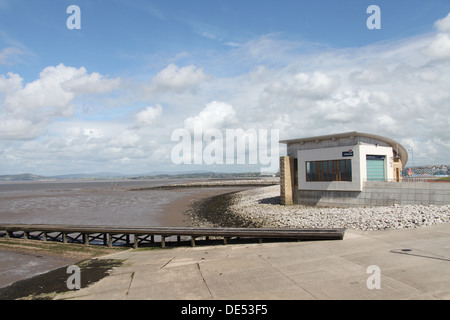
[292,71,340,99]
[435,12,450,33]
[424,33,450,59]
[81,128,104,141]
[422,13,450,60]
[184,101,237,132]
[62,69,120,94]
[257,70,340,115]
[0,117,44,140]
[108,130,141,148]
[149,64,209,93]
[349,64,389,85]
[0,63,120,140]
[136,104,163,125]
[0,71,22,93]
[3,64,119,113]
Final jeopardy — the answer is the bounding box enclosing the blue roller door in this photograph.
[366,155,385,181]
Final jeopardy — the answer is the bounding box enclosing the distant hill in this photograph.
[0,173,48,181]
[50,172,125,180]
[0,172,124,181]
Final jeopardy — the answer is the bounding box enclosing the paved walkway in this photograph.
[56,223,450,300]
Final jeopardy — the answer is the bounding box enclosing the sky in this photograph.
[0,0,450,175]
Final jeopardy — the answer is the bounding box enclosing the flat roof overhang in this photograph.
[280,131,408,168]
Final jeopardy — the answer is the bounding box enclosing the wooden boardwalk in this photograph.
[0,224,345,248]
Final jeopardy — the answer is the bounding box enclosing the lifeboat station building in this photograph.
[279,131,411,207]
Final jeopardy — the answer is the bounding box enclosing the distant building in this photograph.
[279,132,408,206]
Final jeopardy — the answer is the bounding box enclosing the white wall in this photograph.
[297,144,393,192]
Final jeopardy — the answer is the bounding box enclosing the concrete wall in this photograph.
[297,181,450,207]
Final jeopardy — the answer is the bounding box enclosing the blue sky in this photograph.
[1,0,450,175]
[2,0,447,79]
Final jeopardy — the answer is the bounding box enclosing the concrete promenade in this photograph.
[56,223,450,300]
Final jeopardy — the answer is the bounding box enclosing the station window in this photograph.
[306,159,352,182]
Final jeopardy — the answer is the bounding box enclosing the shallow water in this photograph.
[0,179,216,227]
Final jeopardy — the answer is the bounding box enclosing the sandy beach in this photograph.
[156,185,271,227]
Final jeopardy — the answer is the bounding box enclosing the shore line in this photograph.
[187,185,450,231]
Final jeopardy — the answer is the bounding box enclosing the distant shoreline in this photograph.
[129,178,279,191]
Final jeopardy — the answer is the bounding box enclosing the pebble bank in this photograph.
[188,185,450,231]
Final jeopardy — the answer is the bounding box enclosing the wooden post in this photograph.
[84,233,89,246]
[23,231,28,240]
[107,234,112,248]
[42,232,47,242]
[134,235,138,249]
[161,236,165,249]
[5,230,10,238]
[191,236,196,247]
[63,233,67,244]
[223,237,229,245]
